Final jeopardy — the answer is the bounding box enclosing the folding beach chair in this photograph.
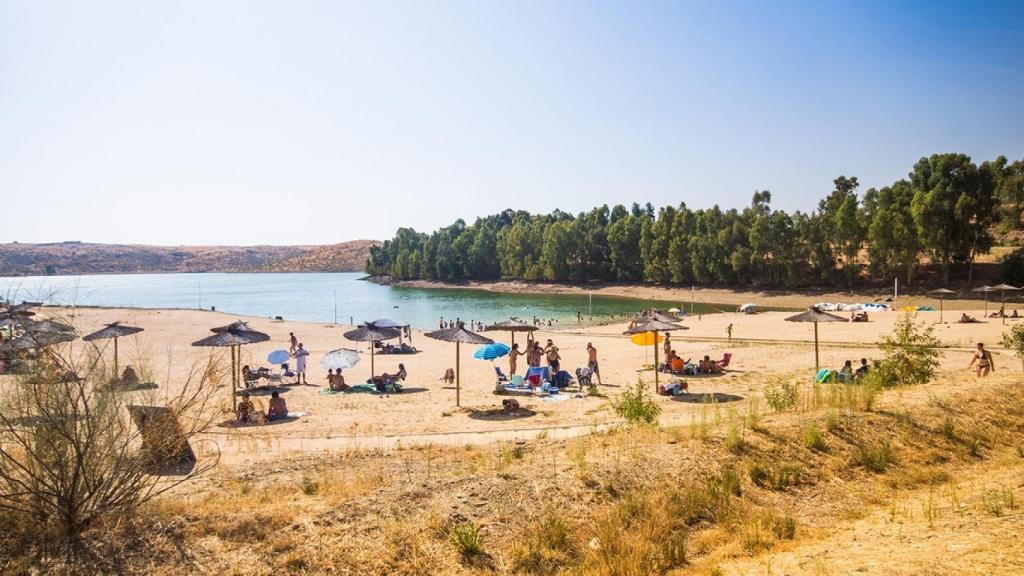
[494,366,509,383]
[127,404,196,474]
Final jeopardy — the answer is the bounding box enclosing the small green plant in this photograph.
[588,383,600,397]
[801,423,826,451]
[763,380,799,412]
[749,463,800,491]
[724,424,744,454]
[875,313,941,387]
[981,486,1016,517]
[1001,325,1024,372]
[708,568,725,576]
[771,514,797,540]
[451,521,485,556]
[300,475,320,496]
[941,417,957,441]
[824,409,841,431]
[857,442,896,472]
[613,380,662,425]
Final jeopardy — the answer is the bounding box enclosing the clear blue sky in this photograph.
[2,0,1022,246]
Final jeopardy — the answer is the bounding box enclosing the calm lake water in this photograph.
[0,272,731,329]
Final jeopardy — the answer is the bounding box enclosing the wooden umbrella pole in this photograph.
[939,298,943,324]
[371,343,375,378]
[231,345,237,412]
[456,341,461,407]
[113,337,119,377]
[814,322,820,373]
[653,331,659,393]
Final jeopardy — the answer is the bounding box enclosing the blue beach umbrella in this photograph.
[473,342,511,361]
[267,349,290,364]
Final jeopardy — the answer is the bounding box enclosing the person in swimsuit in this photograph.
[586,342,602,385]
[968,342,994,377]
[508,343,521,375]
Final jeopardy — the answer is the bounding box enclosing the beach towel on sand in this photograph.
[346,383,378,394]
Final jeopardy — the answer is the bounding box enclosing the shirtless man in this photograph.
[267,391,289,420]
[586,342,602,385]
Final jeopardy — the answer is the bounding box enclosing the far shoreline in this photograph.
[365,276,1003,311]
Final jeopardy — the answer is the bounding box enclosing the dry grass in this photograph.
[3,378,1023,575]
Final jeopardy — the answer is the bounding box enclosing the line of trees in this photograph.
[366,153,1024,288]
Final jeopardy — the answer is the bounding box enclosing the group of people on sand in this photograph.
[503,336,603,386]
[236,390,290,424]
[836,359,871,382]
[662,350,722,375]
[660,333,724,375]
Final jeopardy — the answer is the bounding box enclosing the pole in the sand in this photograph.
[690,285,695,314]
[334,290,338,325]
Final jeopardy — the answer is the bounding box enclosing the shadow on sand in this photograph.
[672,392,744,404]
[467,407,538,421]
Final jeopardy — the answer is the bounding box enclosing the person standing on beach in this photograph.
[509,343,521,375]
[586,342,602,386]
[663,333,672,360]
[293,343,309,384]
[726,323,733,342]
[545,339,560,371]
[289,332,298,354]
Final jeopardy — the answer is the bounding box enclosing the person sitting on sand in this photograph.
[120,365,140,387]
[959,313,977,324]
[855,358,870,378]
[267,391,289,420]
[236,396,256,423]
[443,367,455,384]
[372,363,407,385]
[968,343,994,377]
[670,350,685,373]
[329,369,348,392]
[1013,310,1020,319]
[838,360,854,382]
[699,355,722,374]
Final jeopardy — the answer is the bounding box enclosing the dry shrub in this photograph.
[0,337,220,545]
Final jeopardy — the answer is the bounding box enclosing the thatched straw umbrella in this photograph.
[424,322,493,407]
[928,288,956,323]
[971,285,996,316]
[83,322,145,376]
[484,318,537,347]
[784,307,846,372]
[0,328,76,351]
[624,317,686,392]
[343,322,401,379]
[991,284,1021,324]
[192,322,269,411]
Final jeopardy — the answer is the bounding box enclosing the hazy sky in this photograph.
[2,1,1022,246]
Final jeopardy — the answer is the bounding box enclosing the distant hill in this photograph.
[0,240,379,276]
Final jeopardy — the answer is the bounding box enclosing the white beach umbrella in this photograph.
[321,348,361,371]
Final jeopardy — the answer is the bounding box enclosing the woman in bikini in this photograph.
[968,342,994,377]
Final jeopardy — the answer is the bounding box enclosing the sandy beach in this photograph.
[10,304,1019,467]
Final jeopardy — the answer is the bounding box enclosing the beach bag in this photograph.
[554,370,572,388]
